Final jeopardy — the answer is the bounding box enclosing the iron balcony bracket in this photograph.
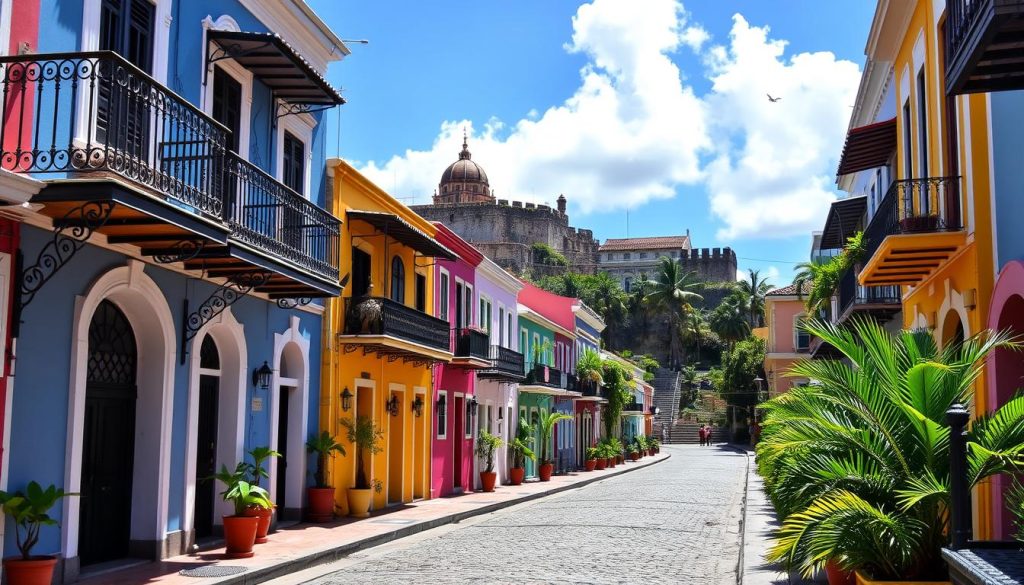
[204,40,275,86]
[151,240,206,264]
[276,297,312,309]
[180,271,272,363]
[19,200,115,311]
[275,102,334,119]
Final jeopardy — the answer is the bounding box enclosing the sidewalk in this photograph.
[82,453,670,585]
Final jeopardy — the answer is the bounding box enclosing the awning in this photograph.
[837,117,896,177]
[347,210,457,260]
[820,196,867,249]
[207,30,344,106]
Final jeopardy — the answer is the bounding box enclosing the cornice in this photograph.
[477,257,523,294]
[238,0,348,74]
[330,158,437,235]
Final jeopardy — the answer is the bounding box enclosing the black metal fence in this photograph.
[945,0,984,81]
[478,344,525,379]
[453,328,490,360]
[863,177,962,264]
[524,363,565,388]
[623,401,644,412]
[838,266,902,317]
[578,379,600,397]
[343,296,450,351]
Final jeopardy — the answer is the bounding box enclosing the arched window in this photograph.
[390,256,406,303]
[623,277,632,293]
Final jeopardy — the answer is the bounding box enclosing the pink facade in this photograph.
[768,298,804,354]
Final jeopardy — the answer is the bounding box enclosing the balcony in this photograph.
[622,401,644,414]
[576,379,602,400]
[0,51,341,296]
[859,177,966,287]
[477,345,526,382]
[521,364,575,395]
[338,296,453,364]
[946,0,1024,95]
[837,267,901,324]
[450,328,492,369]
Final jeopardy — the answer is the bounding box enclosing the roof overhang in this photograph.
[348,210,456,260]
[837,118,896,178]
[820,196,868,249]
[207,30,345,107]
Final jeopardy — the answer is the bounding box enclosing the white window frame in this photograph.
[794,313,810,351]
[465,283,474,327]
[438,268,450,323]
[532,333,541,365]
[479,294,492,334]
[464,398,474,440]
[200,16,252,160]
[497,304,505,346]
[276,108,315,198]
[436,390,448,440]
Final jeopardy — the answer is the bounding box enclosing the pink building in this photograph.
[763,283,812,396]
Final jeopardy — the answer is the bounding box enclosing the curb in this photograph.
[218,453,672,585]
[731,445,753,585]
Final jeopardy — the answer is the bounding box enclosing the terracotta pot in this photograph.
[243,505,273,543]
[223,515,259,558]
[630,452,639,461]
[595,458,607,470]
[854,570,949,585]
[3,557,58,585]
[649,448,656,457]
[347,487,373,518]
[480,471,497,492]
[306,487,336,523]
[509,466,526,485]
[538,463,554,482]
[584,459,597,471]
[608,457,616,468]
[825,561,855,585]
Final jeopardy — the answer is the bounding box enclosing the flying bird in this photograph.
[767,94,781,103]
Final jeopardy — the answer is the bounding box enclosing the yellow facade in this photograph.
[321,159,447,514]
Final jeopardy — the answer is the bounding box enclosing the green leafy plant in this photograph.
[245,446,281,489]
[305,431,346,489]
[213,463,272,516]
[531,242,568,266]
[759,317,1024,580]
[509,418,536,469]
[576,348,604,384]
[585,447,600,461]
[0,482,75,560]
[649,438,661,451]
[538,411,573,465]
[340,415,384,490]
[475,430,504,473]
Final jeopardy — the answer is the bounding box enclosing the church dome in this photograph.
[436,134,492,203]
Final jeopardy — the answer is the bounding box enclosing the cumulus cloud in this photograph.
[355,1,860,240]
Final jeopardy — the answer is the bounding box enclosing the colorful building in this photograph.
[572,301,605,466]
[763,283,812,396]
[602,351,648,444]
[473,257,525,489]
[430,223,485,497]
[0,0,348,576]
[324,159,453,514]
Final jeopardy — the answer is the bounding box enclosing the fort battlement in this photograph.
[677,247,738,283]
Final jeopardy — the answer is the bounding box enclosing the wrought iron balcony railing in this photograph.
[343,296,450,352]
[565,373,579,393]
[838,266,901,317]
[623,401,644,412]
[452,327,490,360]
[578,378,601,398]
[477,344,525,380]
[946,0,1024,95]
[863,177,963,264]
[524,363,565,389]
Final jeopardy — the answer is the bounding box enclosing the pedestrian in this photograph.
[698,423,707,447]
[706,423,714,445]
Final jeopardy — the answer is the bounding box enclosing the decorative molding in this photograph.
[180,272,272,363]
[152,240,206,264]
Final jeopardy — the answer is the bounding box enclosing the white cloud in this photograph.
[355,2,861,240]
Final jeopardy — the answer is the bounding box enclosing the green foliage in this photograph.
[709,289,752,345]
[600,360,633,438]
[585,446,600,461]
[719,336,766,408]
[475,430,504,473]
[509,417,536,469]
[633,435,649,452]
[340,415,384,489]
[212,463,272,516]
[535,271,628,346]
[737,269,773,328]
[245,446,281,489]
[538,411,573,464]
[620,349,634,358]
[531,242,568,267]
[757,317,1024,580]
[532,337,553,365]
[576,348,604,384]
[0,482,75,560]
[803,231,867,314]
[305,431,346,488]
[646,257,704,368]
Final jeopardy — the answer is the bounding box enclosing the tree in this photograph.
[627,274,654,331]
[737,269,772,328]
[600,359,633,439]
[646,257,704,368]
[585,271,628,345]
[718,336,765,411]
[684,308,707,364]
[791,260,821,300]
[709,290,751,349]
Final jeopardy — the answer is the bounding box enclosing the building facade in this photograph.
[763,283,812,396]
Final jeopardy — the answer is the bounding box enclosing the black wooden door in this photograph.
[276,389,290,508]
[212,67,242,219]
[351,247,371,298]
[97,0,154,155]
[194,376,218,539]
[282,132,305,252]
[80,300,137,566]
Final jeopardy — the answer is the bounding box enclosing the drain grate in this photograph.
[179,566,248,578]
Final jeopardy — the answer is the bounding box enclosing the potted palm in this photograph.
[305,431,345,522]
[608,437,624,464]
[604,440,617,468]
[340,415,384,518]
[508,418,536,485]
[628,439,640,461]
[576,348,604,394]
[243,446,280,543]
[475,430,504,492]
[649,437,661,455]
[212,463,272,558]
[584,447,599,471]
[0,482,74,585]
[538,411,572,481]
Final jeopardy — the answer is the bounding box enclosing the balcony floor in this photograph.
[338,334,454,365]
[449,356,494,369]
[859,231,967,286]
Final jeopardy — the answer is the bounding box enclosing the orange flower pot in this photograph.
[244,505,273,544]
[306,487,336,523]
[509,467,525,485]
[584,459,597,471]
[223,515,259,558]
[3,557,58,585]
[479,471,497,492]
[595,458,607,470]
[538,463,553,481]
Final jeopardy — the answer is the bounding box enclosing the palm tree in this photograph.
[586,271,628,346]
[759,318,1024,580]
[627,274,653,331]
[737,269,772,328]
[708,290,750,349]
[646,257,703,369]
[684,308,706,364]
[791,260,821,300]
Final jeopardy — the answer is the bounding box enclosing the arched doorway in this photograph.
[941,310,966,349]
[271,324,308,520]
[194,335,220,540]
[80,300,137,565]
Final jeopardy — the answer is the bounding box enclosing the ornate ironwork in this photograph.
[180,272,272,363]
[863,177,963,264]
[88,300,137,386]
[477,345,526,381]
[20,200,115,309]
[524,364,566,389]
[275,297,312,309]
[276,102,334,119]
[152,240,206,264]
[453,328,490,360]
[341,296,449,352]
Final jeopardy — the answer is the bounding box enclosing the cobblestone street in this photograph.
[284,445,748,585]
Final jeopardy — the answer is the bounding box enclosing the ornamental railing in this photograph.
[0,51,228,218]
[838,267,901,317]
[453,328,490,360]
[578,378,601,397]
[477,344,525,380]
[524,363,565,389]
[343,296,450,352]
[863,177,963,264]
[565,373,579,393]
[623,401,644,412]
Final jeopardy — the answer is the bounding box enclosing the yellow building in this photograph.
[321,159,455,514]
[855,0,1005,539]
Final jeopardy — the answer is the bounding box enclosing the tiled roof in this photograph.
[766,281,812,297]
[599,235,690,251]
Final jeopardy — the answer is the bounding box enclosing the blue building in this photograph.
[569,300,603,468]
[0,0,348,579]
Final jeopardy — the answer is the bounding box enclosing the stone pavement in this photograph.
[80,451,671,585]
[276,444,748,585]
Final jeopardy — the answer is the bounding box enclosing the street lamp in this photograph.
[252,361,272,390]
[411,395,424,417]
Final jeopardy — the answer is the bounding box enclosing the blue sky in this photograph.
[309,0,877,287]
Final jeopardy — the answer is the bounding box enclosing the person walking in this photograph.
[698,423,707,447]
[706,423,715,445]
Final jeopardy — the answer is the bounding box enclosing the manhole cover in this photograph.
[179,566,248,578]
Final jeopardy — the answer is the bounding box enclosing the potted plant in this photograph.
[340,415,384,518]
[508,418,536,485]
[0,482,75,585]
[628,439,640,461]
[537,411,572,481]
[584,447,599,471]
[649,437,661,455]
[576,349,604,394]
[243,446,280,543]
[212,463,272,558]
[595,442,608,470]
[475,430,504,492]
[608,438,624,464]
[305,431,345,522]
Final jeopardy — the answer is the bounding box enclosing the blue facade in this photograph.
[990,90,1024,270]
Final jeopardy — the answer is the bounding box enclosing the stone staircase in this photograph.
[651,368,680,435]
[668,422,730,444]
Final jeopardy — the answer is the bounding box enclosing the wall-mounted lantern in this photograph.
[412,395,424,417]
[252,361,272,390]
[468,396,479,412]
[341,387,353,412]
[385,393,400,417]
